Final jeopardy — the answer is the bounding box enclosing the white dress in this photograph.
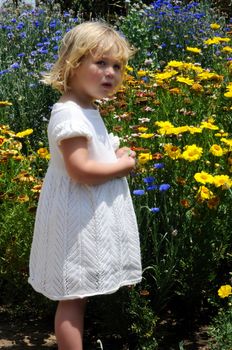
[28,100,142,300]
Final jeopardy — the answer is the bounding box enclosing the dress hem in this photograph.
[28,277,142,301]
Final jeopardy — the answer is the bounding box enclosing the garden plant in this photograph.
[0,0,232,348]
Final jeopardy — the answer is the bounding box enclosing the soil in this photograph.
[0,307,211,350]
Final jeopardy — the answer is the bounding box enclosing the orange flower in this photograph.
[180,199,190,208]
[31,184,42,193]
[0,136,6,146]
[17,194,29,203]
[14,171,35,182]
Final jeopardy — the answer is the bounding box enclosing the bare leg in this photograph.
[55,298,87,350]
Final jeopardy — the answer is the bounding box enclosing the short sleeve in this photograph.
[53,120,92,145]
[108,132,120,151]
[49,104,93,146]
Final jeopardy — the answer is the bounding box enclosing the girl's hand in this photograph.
[116,152,136,177]
[116,147,136,159]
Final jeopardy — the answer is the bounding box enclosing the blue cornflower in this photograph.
[10,62,20,69]
[53,45,59,51]
[154,163,164,169]
[11,18,17,23]
[49,20,57,28]
[150,207,160,213]
[37,42,44,47]
[53,54,59,60]
[63,11,71,17]
[143,176,155,184]
[20,32,27,39]
[147,185,158,191]
[44,62,54,70]
[52,36,62,42]
[159,184,171,191]
[38,48,48,54]
[7,32,14,39]
[0,69,9,75]
[16,22,24,30]
[142,76,149,83]
[133,189,145,196]
[42,41,51,46]
[17,53,25,57]
[30,51,37,56]
[34,20,41,27]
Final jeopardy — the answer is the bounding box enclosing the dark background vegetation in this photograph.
[33,0,232,20]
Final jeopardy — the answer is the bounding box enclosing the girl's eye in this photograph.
[114,64,121,70]
[96,60,106,66]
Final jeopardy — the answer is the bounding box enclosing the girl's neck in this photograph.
[58,92,96,110]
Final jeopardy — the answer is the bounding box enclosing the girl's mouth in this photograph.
[102,82,113,88]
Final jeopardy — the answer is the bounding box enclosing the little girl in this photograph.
[28,21,142,350]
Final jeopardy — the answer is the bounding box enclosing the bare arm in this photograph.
[60,136,136,185]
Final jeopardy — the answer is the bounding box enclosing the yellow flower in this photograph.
[221,137,232,148]
[31,184,42,193]
[155,121,174,128]
[213,175,231,188]
[37,147,50,159]
[222,46,232,53]
[138,152,153,165]
[0,136,6,147]
[163,144,182,159]
[14,171,35,182]
[139,133,154,139]
[218,285,232,298]
[0,100,12,107]
[188,126,203,134]
[181,144,203,162]
[137,70,148,77]
[126,65,133,72]
[191,83,204,92]
[155,121,175,135]
[224,91,232,98]
[15,129,33,138]
[17,194,29,203]
[215,131,228,137]
[210,144,224,156]
[194,171,214,184]
[186,47,201,54]
[196,186,214,201]
[138,127,148,133]
[197,72,223,81]
[154,70,178,80]
[210,23,221,30]
[200,121,219,130]
[224,82,232,97]
[204,37,230,45]
[167,60,185,68]
[176,76,194,86]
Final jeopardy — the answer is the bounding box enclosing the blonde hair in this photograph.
[42,21,135,93]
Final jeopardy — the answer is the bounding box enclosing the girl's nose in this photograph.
[106,66,114,77]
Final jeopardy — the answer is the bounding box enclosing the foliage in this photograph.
[0,119,49,302]
[208,281,232,350]
[1,1,232,348]
[118,0,230,69]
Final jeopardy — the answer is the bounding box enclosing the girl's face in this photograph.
[69,51,123,108]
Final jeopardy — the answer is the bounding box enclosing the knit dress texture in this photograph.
[28,100,142,300]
